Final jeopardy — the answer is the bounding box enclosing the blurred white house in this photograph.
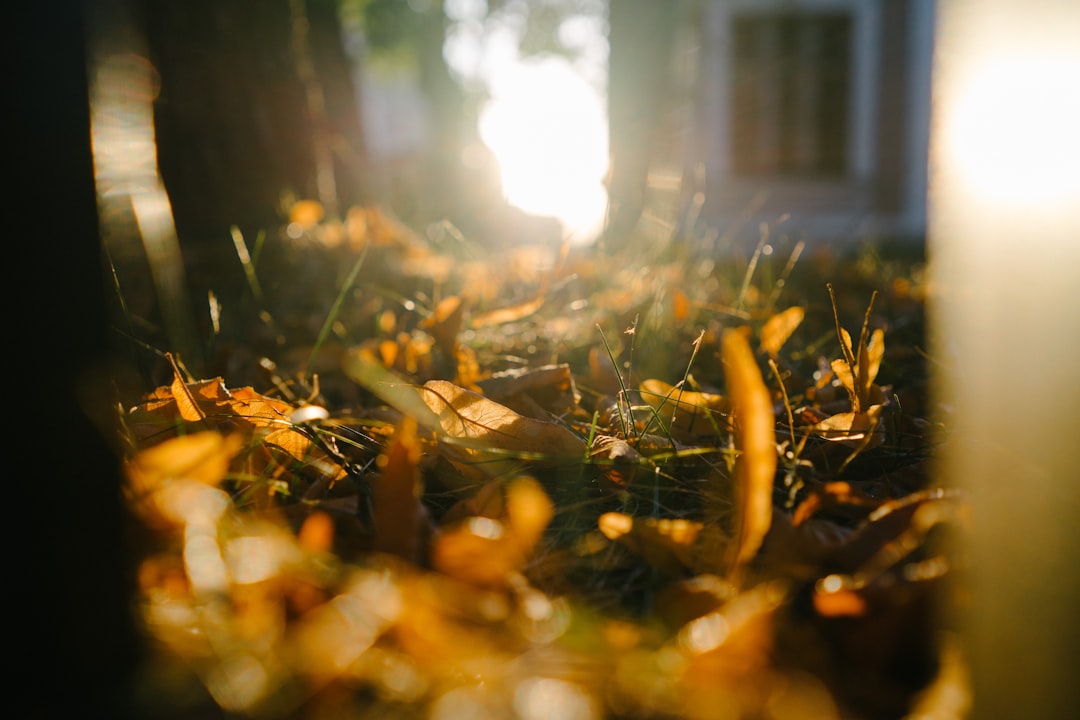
[654,0,936,248]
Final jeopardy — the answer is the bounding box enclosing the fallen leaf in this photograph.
[431,476,553,587]
[810,406,885,444]
[759,306,805,358]
[372,416,429,564]
[721,328,776,581]
[639,378,730,439]
[289,199,324,228]
[124,431,243,528]
[598,512,703,576]
[418,380,586,472]
[423,295,464,357]
[469,296,545,327]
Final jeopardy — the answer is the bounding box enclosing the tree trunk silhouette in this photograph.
[606,0,682,241]
[141,0,367,246]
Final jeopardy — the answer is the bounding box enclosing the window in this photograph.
[731,12,852,177]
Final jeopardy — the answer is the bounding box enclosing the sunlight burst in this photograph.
[943,52,1080,208]
[479,56,609,245]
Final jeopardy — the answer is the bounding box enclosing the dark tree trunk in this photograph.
[141,0,368,246]
[15,2,139,716]
[605,0,682,241]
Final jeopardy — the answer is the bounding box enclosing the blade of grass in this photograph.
[765,240,805,311]
[306,242,370,378]
[596,323,633,440]
[230,225,266,308]
[735,223,770,314]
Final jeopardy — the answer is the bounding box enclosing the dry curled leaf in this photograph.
[126,361,348,490]
[418,379,586,473]
[810,405,886,445]
[828,287,885,413]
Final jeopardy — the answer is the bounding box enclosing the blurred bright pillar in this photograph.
[928,1,1080,717]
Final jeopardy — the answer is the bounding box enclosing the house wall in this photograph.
[691,0,934,249]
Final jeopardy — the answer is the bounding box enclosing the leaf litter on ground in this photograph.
[112,203,968,719]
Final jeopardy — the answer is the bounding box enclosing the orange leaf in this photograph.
[372,416,428,563]
[169,372,209,423]
[672,288,690,323]
[124,431,242,528]
[721,328,776,581]
[288,199,325,228]
[505,476,554,551]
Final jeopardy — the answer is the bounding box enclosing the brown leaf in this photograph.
[863,328,885,403]
[475,363,580,418]
[792,481,883,526]
[418,380,586,472]
[126,363,352,495]
[721,328,776,581]
[372,417,429,564]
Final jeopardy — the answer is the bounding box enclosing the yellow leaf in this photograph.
[839,327,855,366]
[423,295,464,356]
[124,431,242,528]
[864,328,885,399]
[831,358,856,402]
[721,328,776,581]
[639,378,730,438]
[810,407,884,444]
[759,306,804,358]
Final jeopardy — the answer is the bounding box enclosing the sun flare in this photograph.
[943,52,1080,208]
[478,56,609,245]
